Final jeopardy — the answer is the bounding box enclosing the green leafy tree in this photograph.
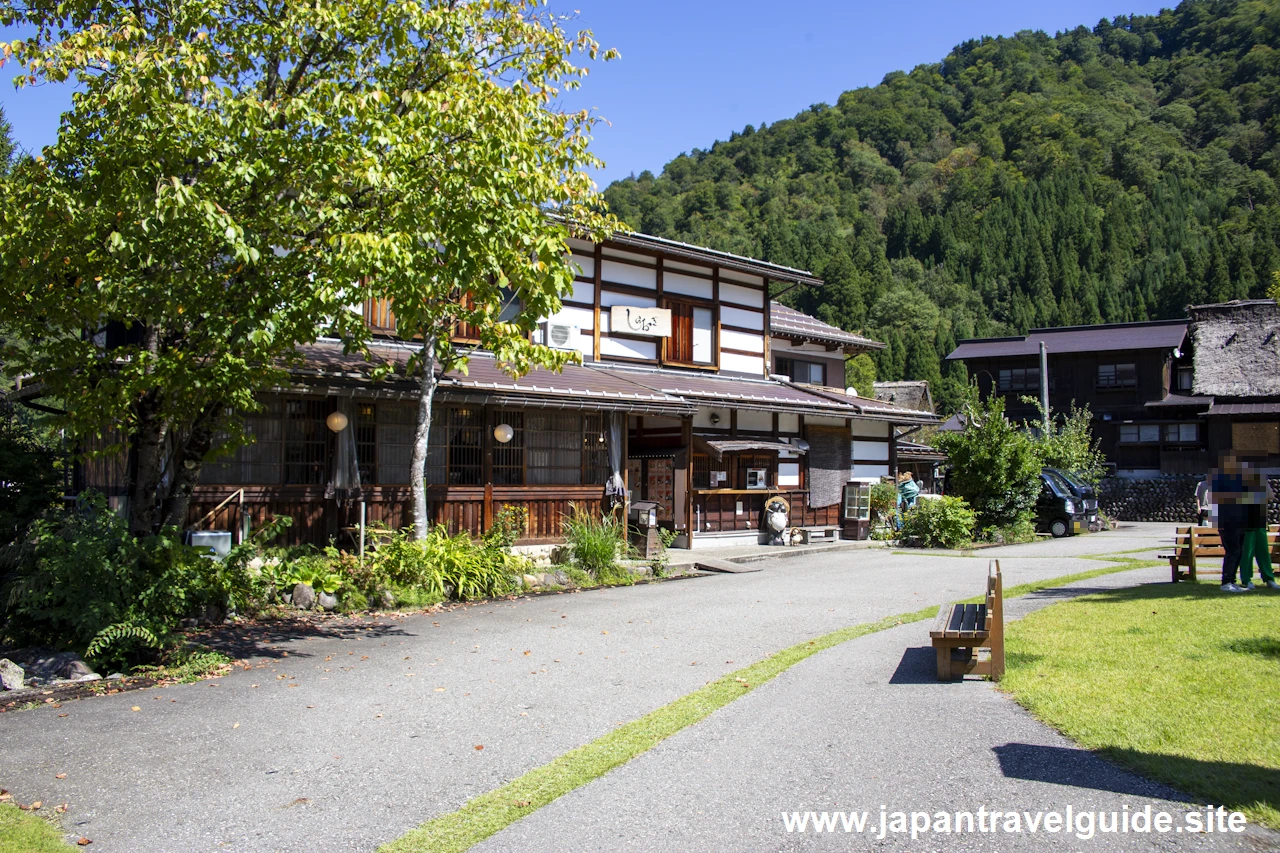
[0,1,616,537]
[0,104,12,175]
[845,353,876,397]
[934,395,1040,529]
[1023,397,1107,485]
[1270,270,1280,302]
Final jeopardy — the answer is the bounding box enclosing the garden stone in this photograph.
[521,573,540,589]
[106,673,124,680]
[75,673,102,683]
[291,583,316,610]
[549,545,572,564]
[26,651,94,682]
[536,572,558,587]
[378,590,396,610]
[0,659,25,691]
[552,570,569,586]
[200,604,225,626]
[317,591,338,612]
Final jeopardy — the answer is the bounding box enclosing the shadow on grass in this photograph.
[1223,636,1280,660]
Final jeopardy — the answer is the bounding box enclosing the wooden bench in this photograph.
[1163,524,1280,583]
[929,560,1004,682]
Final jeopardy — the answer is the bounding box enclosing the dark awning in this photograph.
[696,436,806,460]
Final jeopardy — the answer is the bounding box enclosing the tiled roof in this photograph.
[1207,401,1280,415]
[770,302,885,349]
[701,438,807,457]
[291,341,939,423]
[947,320,1189,360]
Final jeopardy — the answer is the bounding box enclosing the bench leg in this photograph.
[935,645,951,681]
[1170,557,1179,583]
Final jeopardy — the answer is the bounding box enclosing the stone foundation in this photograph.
[1097,476,1280,524]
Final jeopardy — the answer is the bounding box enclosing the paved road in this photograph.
[2,523,1256,853]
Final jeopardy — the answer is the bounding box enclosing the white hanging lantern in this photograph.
[325,411,349,433]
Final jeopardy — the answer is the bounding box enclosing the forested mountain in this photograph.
[602,0,1280,412]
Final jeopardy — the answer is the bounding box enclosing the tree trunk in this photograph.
[411,336,439,541]
[128,388,168,537]
[159,401,224,531]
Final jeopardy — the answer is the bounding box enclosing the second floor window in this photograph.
[1176,367,1194,391]
[997,367,1040,393]
[1097,363,1137,389]
[666,300,714,365]
[777,357,826,385]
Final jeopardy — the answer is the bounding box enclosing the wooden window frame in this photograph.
[661,296,718,370]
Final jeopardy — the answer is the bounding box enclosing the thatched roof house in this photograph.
[1188,299,1280,461]
[1189,300,1280,398]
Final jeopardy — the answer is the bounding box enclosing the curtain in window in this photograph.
[326,397,362,506]
[605,411,626,508]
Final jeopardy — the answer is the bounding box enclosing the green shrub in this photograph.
[1024,398,1107,485]
[899,496,976,549]
[869,482,897,521]
[561,504,629,582]
[361,524,518,605]
[0,493,224,669]
[483,505,528,550]
[935,395,1040,530]
[0,413,64,547]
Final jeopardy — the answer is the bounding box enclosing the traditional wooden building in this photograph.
[1184,300,1280,467]
[70,232,937,549]
[946,320,1196,476]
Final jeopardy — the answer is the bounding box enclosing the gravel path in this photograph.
[0,524,1219,852]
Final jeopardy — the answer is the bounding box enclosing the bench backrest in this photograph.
[985,560,1002,633]
[1174,526,1224,555]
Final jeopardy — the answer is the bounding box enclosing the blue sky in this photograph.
[2,1,1171,188]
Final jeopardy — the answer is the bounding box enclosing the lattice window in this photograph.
[582,412,609,486]
[377,402,416,485]
[283,398,328,485]
[692,453,710,489]
[201,398,283,485]
[491,409,524,485]
[355,402,377,484]
[426,407,484,486]
[526,412,582,485]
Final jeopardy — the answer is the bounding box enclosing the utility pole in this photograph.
[1039,341,1050,432]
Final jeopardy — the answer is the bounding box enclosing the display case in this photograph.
[841,482,872,540]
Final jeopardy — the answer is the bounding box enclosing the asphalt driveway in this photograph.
[4,523,1244,852]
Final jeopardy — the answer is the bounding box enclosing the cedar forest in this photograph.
[603,0,1280,413]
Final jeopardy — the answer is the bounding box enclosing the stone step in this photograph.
[692,557,762,574]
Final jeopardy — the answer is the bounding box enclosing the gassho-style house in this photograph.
[75,231,937,550]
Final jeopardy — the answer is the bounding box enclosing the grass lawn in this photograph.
[0,804,71,852]
[1002,579,1280,829]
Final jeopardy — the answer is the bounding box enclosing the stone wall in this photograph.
[1097,476,1280,524]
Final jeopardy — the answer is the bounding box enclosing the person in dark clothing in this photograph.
[1212,453,1249,592]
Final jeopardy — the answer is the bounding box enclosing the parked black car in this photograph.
[1036,469,1089,537]
[1043,467,1100,531]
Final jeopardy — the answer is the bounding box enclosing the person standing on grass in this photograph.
[1212,453,1250,593]
[1239,463,1277,591]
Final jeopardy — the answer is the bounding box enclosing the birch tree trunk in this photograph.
[411,335,439,541]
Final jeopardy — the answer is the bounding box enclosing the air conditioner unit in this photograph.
[543,322,581,351]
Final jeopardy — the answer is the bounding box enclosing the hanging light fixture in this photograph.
[325,411,349,433]
[494,423,514,444]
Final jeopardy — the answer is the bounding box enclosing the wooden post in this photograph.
[762,278,771,377]
[682,415,694,549]
[592,243,603,362]
[1187,525,1198,582]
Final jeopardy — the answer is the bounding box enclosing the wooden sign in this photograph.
[611,305,672,338]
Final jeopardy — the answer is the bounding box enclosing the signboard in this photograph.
[611,305,672,338]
